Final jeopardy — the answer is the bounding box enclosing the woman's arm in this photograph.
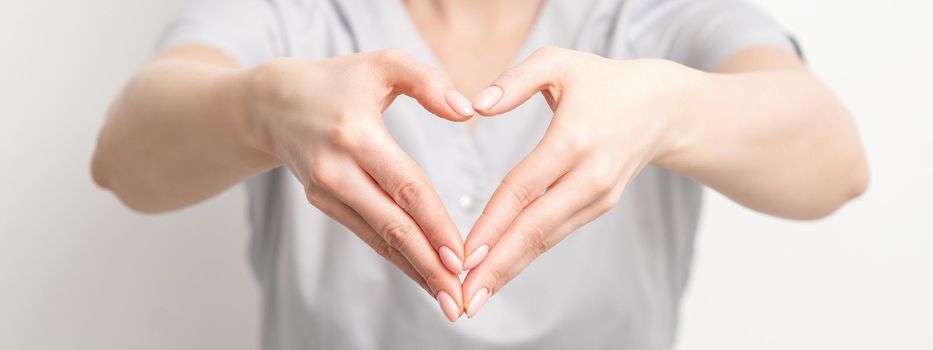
[657,47,869,219]
[459,46,869,317]
[92,45,275,213]
[92,45,476,321]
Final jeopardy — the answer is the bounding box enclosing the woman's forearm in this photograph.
[657,66,869,219]
[92,51,278,213]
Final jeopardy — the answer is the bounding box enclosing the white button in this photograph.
[458,194,477,213]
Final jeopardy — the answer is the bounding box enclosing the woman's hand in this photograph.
[244,49,476,322]
[459,45,867,318]
[458,46,698,317]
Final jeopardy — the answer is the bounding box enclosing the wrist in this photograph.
[205,64,283,170]
[651,62,709,169]
[235,62,282,159]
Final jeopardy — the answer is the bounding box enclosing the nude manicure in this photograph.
[462,244,489,270]
[473,86,503,111]
[436,290,461,322]
[438,246,463,274]
[445,90,475,117]
[466,287,489,318]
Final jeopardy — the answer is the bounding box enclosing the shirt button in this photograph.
[458,194,478,213]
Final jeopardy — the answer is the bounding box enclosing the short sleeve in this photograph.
[156,0,285,66]
[624,0,796,71]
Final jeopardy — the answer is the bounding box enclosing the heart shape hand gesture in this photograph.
[244,46,689,322]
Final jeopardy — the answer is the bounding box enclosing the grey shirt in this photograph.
[159,0,793,349]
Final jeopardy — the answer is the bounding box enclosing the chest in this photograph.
[420,31,528,98]
[405,11,540,98]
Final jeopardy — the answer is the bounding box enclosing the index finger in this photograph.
[373,49,475,121]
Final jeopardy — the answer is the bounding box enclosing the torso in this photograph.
[160,0,794,347]
[238,0,706,348]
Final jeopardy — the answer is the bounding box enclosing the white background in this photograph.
[1,0,930,349]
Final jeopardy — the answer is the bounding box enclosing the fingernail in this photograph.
[473,86,503,111]
[466,288,489,318]
[436,291,461,322]
[445,90,475,117]
[438,246,463,274]
[462,245,489,270]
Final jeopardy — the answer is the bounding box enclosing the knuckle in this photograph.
[487,268,506,294]
[584,164,618,194]
[553,128,592,155]
[329,125,357,151]
[382,222,418,252]
[303,184,325,206]
[393,181,423,212]
[422,269,444,289]
[521,224,549,258]
[596,194,620,213]
[329,120,372,152]
[501,178,536,208]
[564,136,590,154]
[370,238,397,261]
[532,240,551,258]
[587,173,615,195]
[308,160,340,189]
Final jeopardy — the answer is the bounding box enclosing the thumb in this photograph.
[472,46,569,116]
[373,49,474,122]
